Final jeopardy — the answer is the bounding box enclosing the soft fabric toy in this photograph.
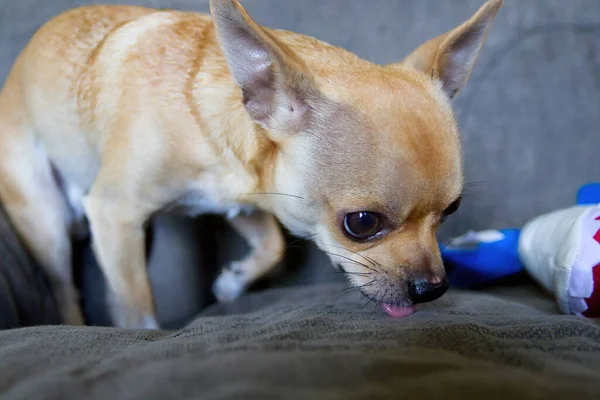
[441,183,600,318]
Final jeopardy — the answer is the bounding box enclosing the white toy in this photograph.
[442,183,600,318]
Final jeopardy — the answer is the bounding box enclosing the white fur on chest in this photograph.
[170,190,255,220]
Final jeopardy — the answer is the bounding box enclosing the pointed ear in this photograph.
[400,0,502,98]
[210,0,315,131]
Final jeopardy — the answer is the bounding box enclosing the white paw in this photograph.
[139,314,160,330]
[109,301,161,330]
[213,267,246,303]
[115,314,160,330]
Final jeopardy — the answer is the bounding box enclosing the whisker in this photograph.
[461,180,496,199]
[277,233,318,258]
[333,280,375,303]
[274,236,313,262]
[319,269,372,278]
[280,234,383,278]
[319,243,380,267]
[459,191,479,199]
[344,272,373,278]
[372,289,388,315]
[352,262,378,274]
[362,296,376,311]
[300,233,319,241]
[320,250,378,273]
[464,180,493,187]
[335,286,362,300]
[320,250,366,266]
[345,279,376,293]
[285,245,378,279]
[239,192,306,200]
[337,270,373,278]
[438,237,455,252]
[372,301,382,315]
[332,287,361,304]
[287,241,381,274]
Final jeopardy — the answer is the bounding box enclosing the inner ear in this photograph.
[397,0,502,98]
[211,0,315,129]
[434,14,494,98]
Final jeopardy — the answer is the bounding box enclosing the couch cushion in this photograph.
[1,283,599,400]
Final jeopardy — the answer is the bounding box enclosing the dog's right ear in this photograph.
[211,0,315,132]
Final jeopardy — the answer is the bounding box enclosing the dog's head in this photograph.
[211,0,501,316]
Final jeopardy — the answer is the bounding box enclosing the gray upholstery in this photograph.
[2,283,600,400]
[1,0,600,327]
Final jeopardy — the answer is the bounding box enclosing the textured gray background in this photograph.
[1,0,600,327]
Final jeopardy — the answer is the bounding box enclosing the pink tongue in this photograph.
[382,304,415,318]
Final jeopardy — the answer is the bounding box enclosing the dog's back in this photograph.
[1,6,198,189]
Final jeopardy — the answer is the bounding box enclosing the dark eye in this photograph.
[441,197,462,223]
[343,212,382,240]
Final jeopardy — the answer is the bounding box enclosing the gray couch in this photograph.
[1,1,600,399]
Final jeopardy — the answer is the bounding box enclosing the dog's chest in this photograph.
[167,190,255,220]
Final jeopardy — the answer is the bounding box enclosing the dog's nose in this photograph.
[407,277,449,304]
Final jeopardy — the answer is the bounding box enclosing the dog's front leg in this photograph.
[83,195,158,329]
[213,211,285,303]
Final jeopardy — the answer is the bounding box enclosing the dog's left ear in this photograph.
[399,0,502,99]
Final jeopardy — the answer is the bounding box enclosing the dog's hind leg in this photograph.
[0,81,84,326]
[212,211,285,303]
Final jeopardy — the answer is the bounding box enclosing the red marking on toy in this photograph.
[594,228,600,245]
[596,216,600,221]
[583,263,600,318]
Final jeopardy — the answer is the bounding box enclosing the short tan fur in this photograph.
[0,0,502,328]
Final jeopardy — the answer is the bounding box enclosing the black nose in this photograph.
[407,278,449,304]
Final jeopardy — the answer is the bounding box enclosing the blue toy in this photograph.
[442,228,523,288]
[440,183,600,317]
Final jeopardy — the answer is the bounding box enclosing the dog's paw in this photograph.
[137,314,160,330]
[213,266,246,303]
[113,312,160,330]
[108,296,161,330]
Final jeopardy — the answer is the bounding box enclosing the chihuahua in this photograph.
[0,0,501,328]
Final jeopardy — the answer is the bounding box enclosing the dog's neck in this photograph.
[187,51,282,212]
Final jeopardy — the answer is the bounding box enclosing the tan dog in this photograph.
[0,0,501,328]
